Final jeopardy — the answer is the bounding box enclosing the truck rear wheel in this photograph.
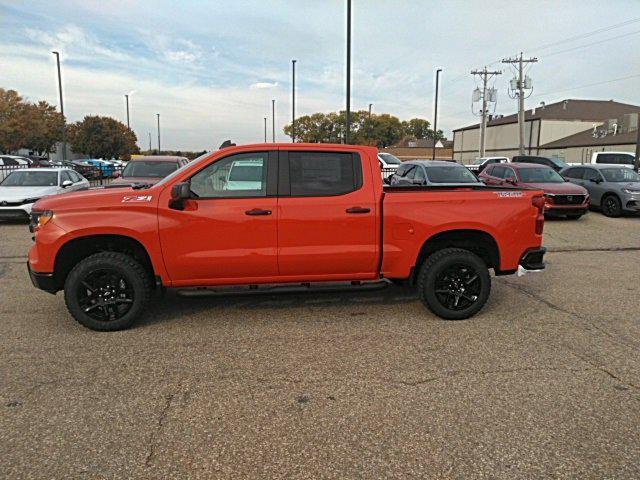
[64,252,152,331]
[417,248,491,320]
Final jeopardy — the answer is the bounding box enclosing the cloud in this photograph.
[250,82,279,90]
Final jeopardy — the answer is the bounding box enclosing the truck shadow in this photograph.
[138,284,419,328]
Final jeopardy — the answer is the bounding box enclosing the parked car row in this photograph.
[0,156,191,220]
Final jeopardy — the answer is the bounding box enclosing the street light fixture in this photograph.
[52,51,66,161]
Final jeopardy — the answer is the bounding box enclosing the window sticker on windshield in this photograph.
[122,195,153,203]
[494,191,523,198]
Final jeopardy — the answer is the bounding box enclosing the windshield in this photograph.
[154,152,210,187]
[549,157,569,169]
[379,153,402,165]
[472,158,485,165]
[519,167,565,183]
[0,171,58,187]
[601,168,640,182]
[122,161,178,178]
[426,166,479,183]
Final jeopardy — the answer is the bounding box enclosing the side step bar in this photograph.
[176,279,391,297]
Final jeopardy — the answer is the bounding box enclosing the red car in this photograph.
[479,162,589,219]
[28,143,546,330]
[111,156,189,186]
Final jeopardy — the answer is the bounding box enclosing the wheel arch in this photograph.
[53,234,157,291]
[411,229,500,283]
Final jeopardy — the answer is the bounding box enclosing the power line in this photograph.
[533,73,640,98]
[527,17,640,52]
[544,29,640,58]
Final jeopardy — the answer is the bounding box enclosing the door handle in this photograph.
[245,208,272,216]
[346,207,370,214]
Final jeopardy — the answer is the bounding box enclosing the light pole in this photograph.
[148,132,152,152]
[52,51,66,161]
[345,0,352,144]
[368,103,373,141]
[264,117,267,143]
[291,59,297,142]
[156,113,161,152]
[271,99,275,142]
[124,94,130,129]
[432,68,442,160]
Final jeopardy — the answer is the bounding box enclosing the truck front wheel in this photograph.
[417,248,491,320]
[64,252,152,331]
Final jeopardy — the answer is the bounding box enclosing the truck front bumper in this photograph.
[27,262,57,294]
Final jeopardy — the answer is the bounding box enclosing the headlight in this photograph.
[22,197,41,205]
[29,210,54,232]
[622,188,640,194]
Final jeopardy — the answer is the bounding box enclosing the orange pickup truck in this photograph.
[28,144,546,330]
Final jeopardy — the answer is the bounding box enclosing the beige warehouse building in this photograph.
[452,99,639,163]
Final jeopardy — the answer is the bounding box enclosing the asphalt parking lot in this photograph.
[1,212,639,479]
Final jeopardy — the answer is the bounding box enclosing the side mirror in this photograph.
[171,182,191,200]
[505,178,517,185]
[61,180,73,188]
[589,178,600,184]
[412,178,424,185]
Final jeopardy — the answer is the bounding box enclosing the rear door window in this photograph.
[563,167,584,179]
[491,166,507,179]
[287,151,362,196]
[596,153,634,165]
[583,168,602,181]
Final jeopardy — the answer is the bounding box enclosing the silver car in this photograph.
[389,160,482,187]
[561,165,640,217]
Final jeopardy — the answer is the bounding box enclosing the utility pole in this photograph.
[471,67,502,157]
[264,117,267,143]
[148,132,152,152]
[52,51,66,161]
[635,119,640,172]
[124,94,130,129]
[502,53,537,155]
[345,0,352,144]
[432,68,442,160]
[291,59,297,142]
[271,99,275,142]
[156,113,161,152]
[368,103,373,119]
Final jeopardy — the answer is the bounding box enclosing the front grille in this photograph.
[552,194,585,205]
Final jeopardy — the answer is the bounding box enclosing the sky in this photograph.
[1,0,639,150]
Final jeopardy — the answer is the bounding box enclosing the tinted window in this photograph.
[583,169,602,181]
[60,171,72,184]
[563,167,584,179]
[426,166,478,183]
[2,158,18,166]
[0,171,58,186]
[289,152,360,196]
[596,153,634,165]
[414,166,426,183]
[600,168,640,182]
[190,152,268,198]
[491,166,507,178]
[395,164,410,176]
[519,167,565,183]
[68,170,82,182]
[122,161,179,178]
[404,166,417,180]
[504,168,517,181]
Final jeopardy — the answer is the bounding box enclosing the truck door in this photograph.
[276,150,378,279]
[158,151,279,284]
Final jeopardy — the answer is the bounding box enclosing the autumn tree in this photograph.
[68,115,139,159]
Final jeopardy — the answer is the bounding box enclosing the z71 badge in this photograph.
[494,191,523,198]
[121,195,153,203]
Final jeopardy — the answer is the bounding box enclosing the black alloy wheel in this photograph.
[602,194,622,217]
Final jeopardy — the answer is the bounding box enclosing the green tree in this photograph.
[402,118,432,139]
[0,88,27,153]
[68,115,139,159]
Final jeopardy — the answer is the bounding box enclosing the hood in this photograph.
[524,182,587,195]
[110,176,163,185]
[32,183,156,211]
[0,185,61,202]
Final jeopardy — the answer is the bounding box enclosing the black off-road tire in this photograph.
[64,252,152,331]
[417,248,491,320]
[601,194,622,217]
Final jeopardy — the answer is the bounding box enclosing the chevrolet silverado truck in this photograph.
[28,144,546,331]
